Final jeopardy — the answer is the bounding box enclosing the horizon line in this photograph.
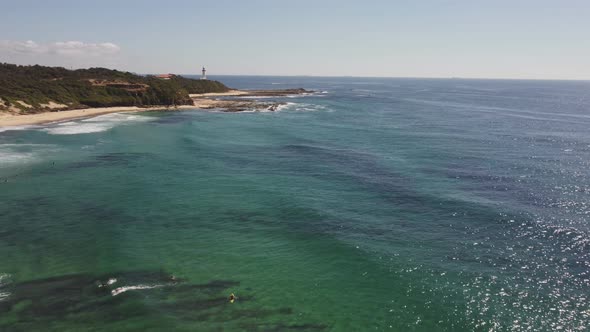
[3,62,589,82]
[177,73,590,83]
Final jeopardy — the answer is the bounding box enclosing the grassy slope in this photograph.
[0,63,230,113]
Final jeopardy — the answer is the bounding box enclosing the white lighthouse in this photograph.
[200,66,207,80]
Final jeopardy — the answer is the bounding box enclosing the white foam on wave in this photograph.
[225,102,297,114]
[274,102,297,112]
[236,108,272,113]
[0,143,56,148]
[98,278,118,288]
[81,113,150,123]
[0,143,58,167]
[208,101,325,114]
[236,110,258,113]
[111,284,164,296]
[260,102,297,113]
[0,150,35,164]
[43,113,151,135]
[0,125,39,133]
[44,123,113,135]
[234,102,325,113]
[292,103,328,112]
[286,93,315,99]
[0,274,11,302]
[237,96,276,99]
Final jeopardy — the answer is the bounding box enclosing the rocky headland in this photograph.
[190,88,314,112]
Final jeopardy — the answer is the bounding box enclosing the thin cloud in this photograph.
[0,40,45,54]
[50,41,120,56]
[0,40,121,56]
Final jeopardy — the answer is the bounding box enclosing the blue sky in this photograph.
[1,0,589,79]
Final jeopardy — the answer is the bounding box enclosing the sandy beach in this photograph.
[0,91,251,127]
[0,105,196,127]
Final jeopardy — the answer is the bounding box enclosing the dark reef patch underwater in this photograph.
[0,271,326,331]
[1,76,590,331]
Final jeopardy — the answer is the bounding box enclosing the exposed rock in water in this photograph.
[191,98,287,113]
[240,88,313,97]
[190,88,311,112]
[267,103,282,112]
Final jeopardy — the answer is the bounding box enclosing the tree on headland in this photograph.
[0,63,230,113]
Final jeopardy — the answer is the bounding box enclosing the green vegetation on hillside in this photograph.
[0,63,230,113]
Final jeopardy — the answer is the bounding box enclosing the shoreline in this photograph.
[0,88,314,128]
[0,105,197,127]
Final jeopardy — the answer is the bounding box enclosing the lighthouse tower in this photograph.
[200,66,207,80]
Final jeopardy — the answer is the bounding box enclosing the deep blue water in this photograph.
[1,76,589,331]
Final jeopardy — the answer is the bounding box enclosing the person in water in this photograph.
[229,293,236,303]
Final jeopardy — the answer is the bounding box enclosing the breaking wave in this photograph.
[42,113,151,135]
[0,143,59,168]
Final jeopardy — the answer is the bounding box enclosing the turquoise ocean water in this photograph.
[1,77,589,331]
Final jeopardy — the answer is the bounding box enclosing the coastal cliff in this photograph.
[0,63,230,114]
